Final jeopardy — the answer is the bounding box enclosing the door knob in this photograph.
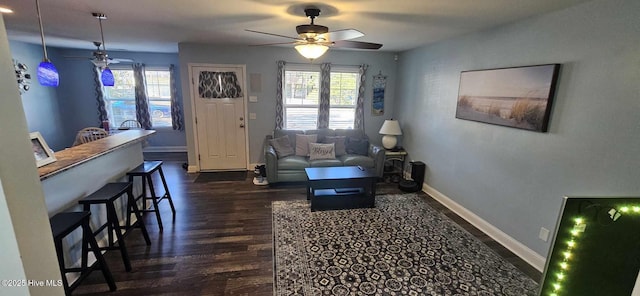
[240,123,245,128]
[239,117,244,121]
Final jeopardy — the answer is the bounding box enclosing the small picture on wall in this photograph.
[455,64,560,132]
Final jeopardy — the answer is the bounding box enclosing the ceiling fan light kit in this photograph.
[295,43,329,60]
[35,0,59,87]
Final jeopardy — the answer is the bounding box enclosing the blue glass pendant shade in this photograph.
[37,60,59,87]
[101,67,114,86]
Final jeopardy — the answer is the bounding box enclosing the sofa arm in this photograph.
[265,139,278,183]
[369,144,385,177]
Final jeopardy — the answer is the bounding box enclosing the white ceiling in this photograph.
[0,0,590,53]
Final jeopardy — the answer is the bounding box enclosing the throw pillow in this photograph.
[269,135,294,158]
[345,137,369,156]
[309,143,335,160]
[295,134,318,156]
[323,136,346,156]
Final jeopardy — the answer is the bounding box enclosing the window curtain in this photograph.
[354,64,369,130]
[169,64,184,131]
[133,63,152,129]
[317,63,331,129]
[198,71,243,98]
[275,60,285,130]
[92,65,109,125]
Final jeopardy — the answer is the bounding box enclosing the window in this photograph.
[104,68,172,127]
[284,69,319,130]
[283,66,359,130]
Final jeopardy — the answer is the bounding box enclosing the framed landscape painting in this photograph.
[455,64,560,132]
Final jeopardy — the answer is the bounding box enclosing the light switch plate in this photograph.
[249,113,256,120]
[539,227,550,242]
[249,96,258,102]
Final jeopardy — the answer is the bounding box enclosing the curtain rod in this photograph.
[284,61,363,68]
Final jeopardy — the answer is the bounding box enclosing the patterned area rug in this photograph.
[272,194,538,295]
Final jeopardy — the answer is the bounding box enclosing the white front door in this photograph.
[192,65,247,170]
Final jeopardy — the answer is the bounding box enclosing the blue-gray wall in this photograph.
[178,44,398,166]
[395,0,640,257]
[8,41,67,151]
[6,43,186,150]
[55,49,186,149]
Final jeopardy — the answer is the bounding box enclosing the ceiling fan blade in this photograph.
[111,58,134,63]
[333,40,383,50]
[249,41,297,47]
[320,29,364,41]
[245,29,299,40]
[64,56,91,60]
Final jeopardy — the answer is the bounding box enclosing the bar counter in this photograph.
[38,130,156,181]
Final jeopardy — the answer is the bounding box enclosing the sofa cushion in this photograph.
[309,143,335,160]
[274,129,304,149]
[340,154,375,168]
[295,134,317,156]
[305,128,335,143]
[345,137,369,156]
[335,129,365,139]
[277,156,310,170]
[309,159,343,167]
[269,135,294,158]
[323,136,346,156]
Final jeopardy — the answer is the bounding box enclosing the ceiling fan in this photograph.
[64,14,133,70]
[246,7,383,60]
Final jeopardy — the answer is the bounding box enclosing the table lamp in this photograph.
[379,119,402,150]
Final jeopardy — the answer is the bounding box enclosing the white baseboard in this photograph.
[143,146,187,153]
[421,182,546,272]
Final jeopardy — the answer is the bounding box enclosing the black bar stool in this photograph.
[127,161,176,231]
[78,182,151,272]
[50,211,116,295]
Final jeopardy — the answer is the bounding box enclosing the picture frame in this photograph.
[29,132,56,167]
[455,64,560,132]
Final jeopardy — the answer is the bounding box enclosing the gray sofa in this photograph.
[265,129,385,184]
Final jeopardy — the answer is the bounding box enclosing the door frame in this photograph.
[188,63,250,172]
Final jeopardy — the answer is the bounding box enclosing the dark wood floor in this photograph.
[74,156,541,295]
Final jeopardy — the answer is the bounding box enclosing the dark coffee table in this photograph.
[305,166,378,211]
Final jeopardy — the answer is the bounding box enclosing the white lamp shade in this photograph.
[379,119,402,135]
[295,44,329,60]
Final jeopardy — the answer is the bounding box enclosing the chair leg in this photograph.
[146,174,164,231]
[126,175,134,228]
[82,221,116,291]
[128,187,151,245]
[107,202,131,272]
[158,167,176,217]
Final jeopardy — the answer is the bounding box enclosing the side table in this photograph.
[383,149,408,182]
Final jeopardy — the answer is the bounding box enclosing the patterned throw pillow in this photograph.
[269,136,294,158]
[309,143,336,160]
[295,134,318,156]
[323,136,346,156]
[345,137,369,156]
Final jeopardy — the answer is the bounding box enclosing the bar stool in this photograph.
[127,161,176,231]
[50,211,116,295]
[78,182,151,272]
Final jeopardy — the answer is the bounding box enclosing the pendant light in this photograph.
[93,13,114,86]
[35,0,59,87]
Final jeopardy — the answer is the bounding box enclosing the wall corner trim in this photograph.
[422,182,546,272]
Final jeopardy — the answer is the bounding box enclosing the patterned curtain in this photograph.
[354,64,369,130]
[169,64,184,131]
[92,65,109,124]
[275,60,285,130]
[198,71,243,98]
[317,63,331,128]
[133,63,152,129]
